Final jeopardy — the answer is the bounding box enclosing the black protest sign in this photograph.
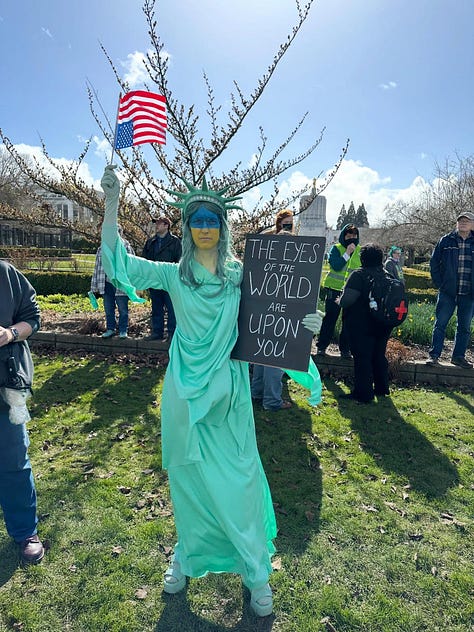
[232,233,326,371]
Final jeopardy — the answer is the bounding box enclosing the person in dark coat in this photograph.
[427,212,474,369]
[338,243,392,403]
[142,215,182,340]
[384,246,405,284]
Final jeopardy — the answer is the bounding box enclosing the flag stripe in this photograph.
[114,90,167,149]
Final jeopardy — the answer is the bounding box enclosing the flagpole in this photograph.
[110,92,122,165]
[85,79,121,166]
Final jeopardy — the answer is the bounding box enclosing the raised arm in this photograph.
[100,165,120,256]
[100,166,175,300]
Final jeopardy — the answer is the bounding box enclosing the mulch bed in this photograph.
[40,310,473,367]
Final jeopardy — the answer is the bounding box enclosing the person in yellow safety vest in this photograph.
[317,224,361,358]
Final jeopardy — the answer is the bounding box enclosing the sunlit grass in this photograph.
[0,353,472,631]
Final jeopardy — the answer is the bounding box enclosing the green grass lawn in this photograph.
[0,353,472,632]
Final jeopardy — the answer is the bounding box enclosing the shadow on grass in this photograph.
[28,354,164,539]
[326,379,459,497]
[444,389,474,417]
[155,586,275,632]
[253,380,322,556]
[32,354,161,461]
[0,539,20,588]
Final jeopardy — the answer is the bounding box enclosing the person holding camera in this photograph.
[0,260,43,563]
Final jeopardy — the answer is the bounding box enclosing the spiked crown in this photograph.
[166,176,242,222]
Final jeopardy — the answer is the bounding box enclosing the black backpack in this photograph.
[367,271,409,328]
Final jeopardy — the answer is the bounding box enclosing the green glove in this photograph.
[101,164,120,201]
[302,310,324,334]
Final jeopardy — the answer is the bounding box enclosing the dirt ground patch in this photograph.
[40,306,153,338]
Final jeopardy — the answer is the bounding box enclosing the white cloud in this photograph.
[91,135,112,162]
[12,143,101,189]
[121,49,171,88]
[41,26,53,39]
[9,145,432,229]
[277,159,431,228]
[248,153,258,168]
[379,81,397,90]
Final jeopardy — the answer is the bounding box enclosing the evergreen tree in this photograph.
[336,204,347,229]
[355,203,369,227]
[346,201,356,224]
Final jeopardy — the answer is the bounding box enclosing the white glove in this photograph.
[302,310,325,334]
[0,387,31,425]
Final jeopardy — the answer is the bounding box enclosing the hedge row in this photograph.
[403,268,435,290]
[24,271,91,295]
[24,267,437,301]
[0,246,72,258]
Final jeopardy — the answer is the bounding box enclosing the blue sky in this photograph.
[1,0,474,226]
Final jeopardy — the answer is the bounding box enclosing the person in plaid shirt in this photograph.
[91,226,135,338]
[427,212,474,368]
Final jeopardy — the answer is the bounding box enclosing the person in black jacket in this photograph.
[427,212,474,368]
[142,216,182,340]
[338,243,393,403]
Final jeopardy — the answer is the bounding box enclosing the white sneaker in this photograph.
[163,557,186,594]
[250,583,273,617]
[101,330,115,338]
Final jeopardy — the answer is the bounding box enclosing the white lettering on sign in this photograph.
[248,271,312,299]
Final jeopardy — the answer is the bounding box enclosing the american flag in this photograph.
[114,90,167,149]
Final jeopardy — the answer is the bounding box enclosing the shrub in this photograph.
[403,267,434,290]
[71,237,98,254]
[24,271,91,295]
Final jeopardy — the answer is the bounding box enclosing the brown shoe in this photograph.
[20,534,44,563]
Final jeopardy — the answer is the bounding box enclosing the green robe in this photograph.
[101,225,277,589]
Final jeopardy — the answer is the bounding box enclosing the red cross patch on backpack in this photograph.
[367,271,409,328]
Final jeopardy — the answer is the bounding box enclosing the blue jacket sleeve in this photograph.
[429,240,443,289]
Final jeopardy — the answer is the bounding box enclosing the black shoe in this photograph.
[340,351,352,359]
[316,349,327,357]
[147,334,164,341]
[425,356,439,366]
[451,357,473,369]
[20,535,44,563]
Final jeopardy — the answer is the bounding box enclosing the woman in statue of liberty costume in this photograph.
[100,165,323,617]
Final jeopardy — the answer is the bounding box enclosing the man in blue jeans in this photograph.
[251,365,292,411]
[91,227,135,339]
[427,212,474,368]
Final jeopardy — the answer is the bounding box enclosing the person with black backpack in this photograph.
[337,243,408,403]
